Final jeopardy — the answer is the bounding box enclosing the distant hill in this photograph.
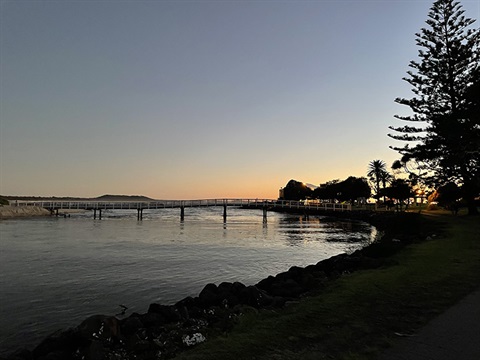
[95,194,156,202]
[1,195,157,201]
[1,195,88,201]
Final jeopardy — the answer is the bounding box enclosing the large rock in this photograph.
[197,282,250,308]
[256,276,276,293]
[32,328,82,359]
[270,278,304,298]
[120,314,144,336]
[175,296,202,319]
[139,312,164,328]
[77,315,120,341]
[238,285,274,308]
[198,283,219,307]
[4,348,33,360]
[147,303,181,323]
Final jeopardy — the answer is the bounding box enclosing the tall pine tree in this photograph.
[389,0,480,214]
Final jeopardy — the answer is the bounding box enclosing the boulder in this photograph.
[120,314,144,336]
[82,340,105,360]
[4,348,32,360]
[139,312,165,328]
[36,350,72,360]
[270,278,304,298]
[32,328,82,359]
[147,304,181,323]
[256,275,275,293]
[238,286,273,308]
[216,282,243,308]
[198,283,219,307]
[175,296,196,309]
[78,315,120,341]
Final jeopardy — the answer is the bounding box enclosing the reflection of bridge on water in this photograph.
[13,199,352,221]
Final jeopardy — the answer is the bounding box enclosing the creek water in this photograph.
[0,207,377,354]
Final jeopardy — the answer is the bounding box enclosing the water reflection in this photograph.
[277,215,375,248]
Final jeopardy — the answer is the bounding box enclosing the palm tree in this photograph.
[380,170,393,191]
[379,168,393,203]
[367,160,388,201]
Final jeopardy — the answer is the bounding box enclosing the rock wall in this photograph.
[0,206,51,219]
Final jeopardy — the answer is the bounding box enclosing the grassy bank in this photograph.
[177,212,480,360]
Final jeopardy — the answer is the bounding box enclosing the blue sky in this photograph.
[1,0,479,199]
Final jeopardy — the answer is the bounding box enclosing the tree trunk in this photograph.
[465,195,478,215]
[462,179,479,215]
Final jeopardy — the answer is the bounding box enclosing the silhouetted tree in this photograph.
[439,182,463,212]
[391,159,423,185]
[380,179,415,211]
[367,160,391,201]
[389,0,480,215]
[429,182,462,213]
[336,177,371,204]
[313,179,340,201]
[313,177,370,204]
[281,180,313,201]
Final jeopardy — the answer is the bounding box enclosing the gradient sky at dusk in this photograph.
[1,0,479,199]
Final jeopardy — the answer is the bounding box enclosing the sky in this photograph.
[1,0,479,200]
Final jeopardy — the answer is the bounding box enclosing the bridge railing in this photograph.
[12,199,352,211]
[11,199,277,210]
[272,200,351,211]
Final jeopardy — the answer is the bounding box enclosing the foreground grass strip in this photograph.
[176,214,480,360]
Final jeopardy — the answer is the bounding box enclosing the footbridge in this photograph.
[12,199,352,220]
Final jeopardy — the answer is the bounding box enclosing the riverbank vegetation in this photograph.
[177,211,480,360]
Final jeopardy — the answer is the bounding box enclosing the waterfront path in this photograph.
[379,287,480,360]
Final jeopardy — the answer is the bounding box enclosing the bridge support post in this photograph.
[99,209,102,220]
[263,206,267,223]
[94,209,97,219]
[137,208,143,221]
[223,204,227,222]
[180,206,185,221]
[55,209,59,217]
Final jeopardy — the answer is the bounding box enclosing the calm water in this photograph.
[0,207,376,354]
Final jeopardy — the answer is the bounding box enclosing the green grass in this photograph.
[176,213,480,360]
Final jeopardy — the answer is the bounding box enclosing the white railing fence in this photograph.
[12,199,351,211]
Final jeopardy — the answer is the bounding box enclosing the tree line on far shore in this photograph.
[279,158,475,213]
[278,159,414,209]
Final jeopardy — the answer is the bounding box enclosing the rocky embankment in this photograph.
[0,206,51,219]
[2,212,433,360]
